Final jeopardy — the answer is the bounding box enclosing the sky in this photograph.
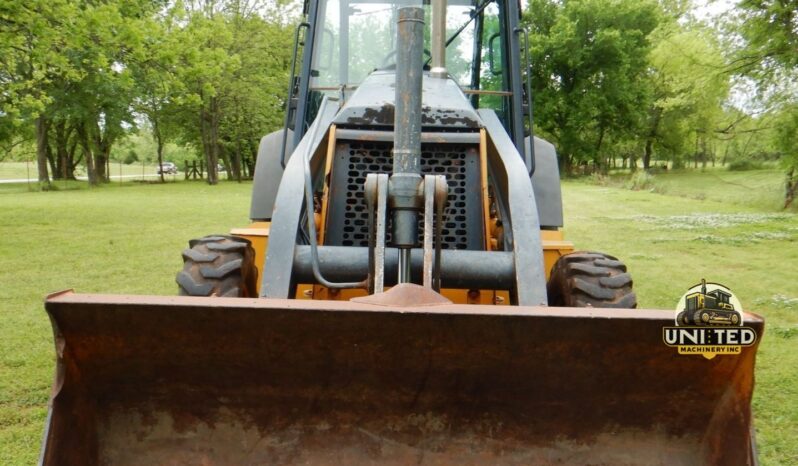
[692,0,736,21]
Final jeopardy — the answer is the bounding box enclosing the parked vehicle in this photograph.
[157,162,178,175]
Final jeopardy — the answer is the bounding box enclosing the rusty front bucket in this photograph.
[41,289,763,466]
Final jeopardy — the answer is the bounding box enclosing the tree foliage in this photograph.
[644,26,729,169]
[1,0,794,202]
[526,0,660,171]
[732,0,798,207]
[0,0,295,186]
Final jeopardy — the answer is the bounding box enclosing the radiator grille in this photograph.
[324,140,484,250]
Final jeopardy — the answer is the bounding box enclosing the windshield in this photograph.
[311,0,492,89]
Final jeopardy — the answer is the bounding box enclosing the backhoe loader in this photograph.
[41,0,763,464]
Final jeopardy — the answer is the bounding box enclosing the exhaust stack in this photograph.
[431,0,448,78]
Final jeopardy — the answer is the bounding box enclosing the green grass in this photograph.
[601,167,793,212]
[1,176,797,464]
[0,181,253,464]
[0,161,174,181]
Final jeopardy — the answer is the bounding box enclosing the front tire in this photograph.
[176,235,258,297]
[547,251,637,308]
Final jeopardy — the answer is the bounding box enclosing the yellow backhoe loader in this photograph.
[41,1,763,464]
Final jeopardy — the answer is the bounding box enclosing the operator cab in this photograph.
[289,0,532,159]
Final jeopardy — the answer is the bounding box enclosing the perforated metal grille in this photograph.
[324,140,484,250]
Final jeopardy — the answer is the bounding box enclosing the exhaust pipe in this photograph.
[431,0,448,78]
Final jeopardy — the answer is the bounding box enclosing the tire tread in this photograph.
[548,251,637,309]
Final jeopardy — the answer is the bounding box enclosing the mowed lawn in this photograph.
[1,175,797,464]
[0,161,171,181]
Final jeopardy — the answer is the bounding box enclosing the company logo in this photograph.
[663,279,757,359]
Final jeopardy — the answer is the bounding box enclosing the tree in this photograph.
[770,104,798,208]
[218,8,292,181]
[165,1,293,184]
[0,0,81,188]
[732,0,798,207]
[732,0,797,78]
[132,10,184,183]
[643,27,729,169]
[526,0,661,172]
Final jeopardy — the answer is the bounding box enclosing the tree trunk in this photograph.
[234,138,242,182]
[210,97,220,185]
[562,153,572,175]
[785,169,797,209]
[35,116,51,188]
[594,125,606,173]
[200,101,219,185]
[721,143,729,166]
[155,125,165,183]
[77,124,97,185]
[643,108,662,171]
[94,153,108,182]
[90,118,118,183]
[51,121,72,180]
[68,137,79,179]
[643,138,654,171]
[46,138,57,178]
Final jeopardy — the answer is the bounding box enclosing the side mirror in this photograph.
[488,32,502,75]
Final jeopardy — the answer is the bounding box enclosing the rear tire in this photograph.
[547,251,637,308]
[176,235,258,297]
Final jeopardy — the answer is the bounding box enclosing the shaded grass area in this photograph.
[0,161,167,181]
[599,167,792,212]
[0,179,796,464]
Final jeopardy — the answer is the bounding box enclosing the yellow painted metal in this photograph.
[231,222,571,302]
[318,125,337,245]
[541,229,574,280]
[230,222,270,295]
[479,129,492,251]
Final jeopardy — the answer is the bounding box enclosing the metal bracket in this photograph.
[365,173,389,294]
[422,175,448,291]
[369,173,446,294]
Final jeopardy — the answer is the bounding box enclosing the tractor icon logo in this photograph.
[676,279,743,326]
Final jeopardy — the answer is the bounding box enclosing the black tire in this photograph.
[176,235,258,297]
[677,311,690,325]
[547,251,637,308]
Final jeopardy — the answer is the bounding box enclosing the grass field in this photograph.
[0,161,173,182]
[602,166,793,212]
[1,172,796,464]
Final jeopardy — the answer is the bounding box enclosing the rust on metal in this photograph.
[352,283,452,307]
[41,291,762,465]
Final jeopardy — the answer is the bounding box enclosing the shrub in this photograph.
[728,159,764,171]
[124,150,138,165]
[625,171,655,191]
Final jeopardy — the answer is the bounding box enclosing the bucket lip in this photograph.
[44,290,765,324]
